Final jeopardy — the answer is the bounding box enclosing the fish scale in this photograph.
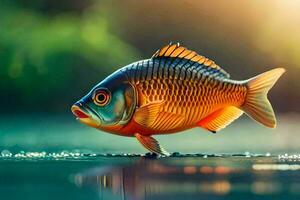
[123,57,247,127]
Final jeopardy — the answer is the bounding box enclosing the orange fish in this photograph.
[71,43,285,155]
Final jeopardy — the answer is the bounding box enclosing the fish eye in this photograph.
[93,89,110,106]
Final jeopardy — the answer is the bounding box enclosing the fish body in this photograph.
[72,43,285,155]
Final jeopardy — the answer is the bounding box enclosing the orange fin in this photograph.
[152,42,230,78]
[197,106,243,133]
[133,101,163,127]
[242,68,285,128]
[133,101,185,131]
[135,133,170,156]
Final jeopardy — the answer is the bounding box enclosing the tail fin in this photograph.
[242,68,285,128]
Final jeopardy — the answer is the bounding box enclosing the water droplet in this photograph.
[245,151,251,157]
[1,150,12,157]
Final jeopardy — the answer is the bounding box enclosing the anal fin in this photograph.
[197,106,243,133]
[135,133,170,156]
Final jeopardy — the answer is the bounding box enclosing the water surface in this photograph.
[1,115,299,199]
[1,153,300,200]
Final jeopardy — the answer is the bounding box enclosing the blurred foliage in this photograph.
[0,0,140,112]
[0,0,299,113]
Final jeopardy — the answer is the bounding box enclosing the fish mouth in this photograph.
[71,104,90,119]
[71,103,101,128]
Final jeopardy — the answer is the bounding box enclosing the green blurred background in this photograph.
[0,0,299,154]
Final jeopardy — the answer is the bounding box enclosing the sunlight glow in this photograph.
[253,164,300,171]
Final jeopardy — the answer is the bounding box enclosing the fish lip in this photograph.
[71,103,102,127]
[71,104,91,119]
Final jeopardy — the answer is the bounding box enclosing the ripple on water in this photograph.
[0,149,291,161]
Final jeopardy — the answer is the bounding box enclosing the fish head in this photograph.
[71,72,136,132]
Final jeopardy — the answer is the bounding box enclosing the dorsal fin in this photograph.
[152,42,230,78]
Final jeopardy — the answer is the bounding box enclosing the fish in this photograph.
[71,43,285,156]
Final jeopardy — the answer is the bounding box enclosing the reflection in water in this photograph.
[253,164,300,170]
[72,158,300,200]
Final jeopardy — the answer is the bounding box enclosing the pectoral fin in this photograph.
[133,101,185,131]
[133,101,163,127]
[197,106,243,133]
[135,133,170,156]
